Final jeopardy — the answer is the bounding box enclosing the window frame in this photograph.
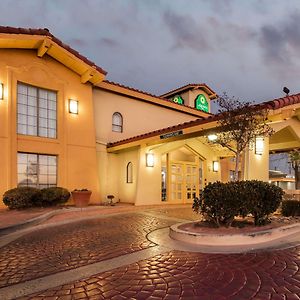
[17,82,57,139]
[126,162,133,183]
[17,152,58,189]
[112,112,123,133]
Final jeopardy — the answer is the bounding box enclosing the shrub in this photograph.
[193,180,283,227]
[246,181,283,225]
[3,187,41,209]
[282,200,300,217]
[193,181,245,227]
[40,187,70,206]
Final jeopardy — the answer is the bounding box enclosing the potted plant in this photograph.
[71,189,92,208]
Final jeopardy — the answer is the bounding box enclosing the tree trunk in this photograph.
[234,152,240,181]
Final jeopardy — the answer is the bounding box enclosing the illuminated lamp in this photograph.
[69,99,78,114]
[208,134,218,142]
[146,153,154,167]
[0,83,3,100]
[255,136,264,155]
[212,161,219,172]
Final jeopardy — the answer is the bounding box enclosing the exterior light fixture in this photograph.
[255,136,264,155]
[0,83,3,100]
[146,153,154,167]
[208,134,218,142]
[212,161,219,172]
[69,99,78,114]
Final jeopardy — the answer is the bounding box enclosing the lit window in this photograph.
[126,162,133,183]
[17,152,57,188]
[17,82,57,138]
[112,112,123,132]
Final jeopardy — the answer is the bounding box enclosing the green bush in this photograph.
[193,180,283,227]
[282,200,300,217]
[3,187,42,209]
[40,187,70,206]
[246,181,283,225]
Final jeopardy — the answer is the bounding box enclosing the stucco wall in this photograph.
[93,88,198,144]
[0,49,100,206]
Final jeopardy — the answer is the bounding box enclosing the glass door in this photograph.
[186,164,198,202]
[170,163,184,202]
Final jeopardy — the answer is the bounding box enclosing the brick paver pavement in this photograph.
[22,247,300,299]
[0,207,299,299]
[0,213,175,288]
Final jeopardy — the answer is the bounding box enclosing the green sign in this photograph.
[195,94,209,112]
[172,95,184,105]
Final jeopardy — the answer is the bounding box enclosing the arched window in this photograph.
[126,162,133,183]
[112,112,123,132]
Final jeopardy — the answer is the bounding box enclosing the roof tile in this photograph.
[0,26,107,75]
[108,93,300,148]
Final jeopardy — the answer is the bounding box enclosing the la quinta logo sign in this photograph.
[195,94,209,112]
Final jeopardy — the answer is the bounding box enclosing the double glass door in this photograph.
[170,162,198,203]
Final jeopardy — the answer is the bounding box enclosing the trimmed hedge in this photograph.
[282,200,300,217]
[3,187,41,209]
[3,186,70,209]
[40,187,70,206]
[193,180,283,227]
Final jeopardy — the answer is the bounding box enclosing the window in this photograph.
[112,112,123,132]
[17,152,57,188]
[17,82,57,138]
[126,162,133,183]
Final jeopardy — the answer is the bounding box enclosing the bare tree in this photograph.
[289,149,300,189]
[212,93,273,181]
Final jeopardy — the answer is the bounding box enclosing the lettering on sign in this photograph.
[195,94,209,112]
[160,130,183,139]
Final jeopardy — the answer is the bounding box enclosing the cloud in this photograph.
[259,11,300,65]
[163,10,212,52]
[99,38,119,48]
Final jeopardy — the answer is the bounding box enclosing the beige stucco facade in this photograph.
[0,48,100,206]
[1,28,300,208]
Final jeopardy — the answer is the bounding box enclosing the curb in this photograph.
[0,206,109,236]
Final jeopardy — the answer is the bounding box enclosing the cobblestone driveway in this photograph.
[0,213,175,288]
[0,207,299,299]
[23,247,300,299]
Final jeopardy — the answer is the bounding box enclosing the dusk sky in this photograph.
[1,0,300,103]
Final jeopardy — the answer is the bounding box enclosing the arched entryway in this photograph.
[161,145,206,203]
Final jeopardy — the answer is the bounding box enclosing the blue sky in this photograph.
[1,0,300,102]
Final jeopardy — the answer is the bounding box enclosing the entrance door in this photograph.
[169,162,199,203]
[186,164,198,202]
[170,163,184,202]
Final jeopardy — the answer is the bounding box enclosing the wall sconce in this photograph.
[69,99,78,114]
[212,161,219,172]
[208,134,218,142]
[0,83,3,100]
[255,136,264,155]
[146,153,154,167]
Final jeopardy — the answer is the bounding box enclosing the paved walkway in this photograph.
[0,205,299,299]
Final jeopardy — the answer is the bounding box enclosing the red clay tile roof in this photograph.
[257,93,300,110]
[161,83,217,99]
[0,26,107,75]
[107,93,300,148]
[100,80,213,117]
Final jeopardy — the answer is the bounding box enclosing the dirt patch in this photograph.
[178,215,300,235]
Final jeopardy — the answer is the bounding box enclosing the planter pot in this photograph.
[71,191,92,208]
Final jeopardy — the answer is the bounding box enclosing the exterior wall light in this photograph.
[208,134,217,141]
[0,83,3,100]
[255,136,264,155]
[212,161,219,172]
[69,99,78,114]
[146,153,154,167]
